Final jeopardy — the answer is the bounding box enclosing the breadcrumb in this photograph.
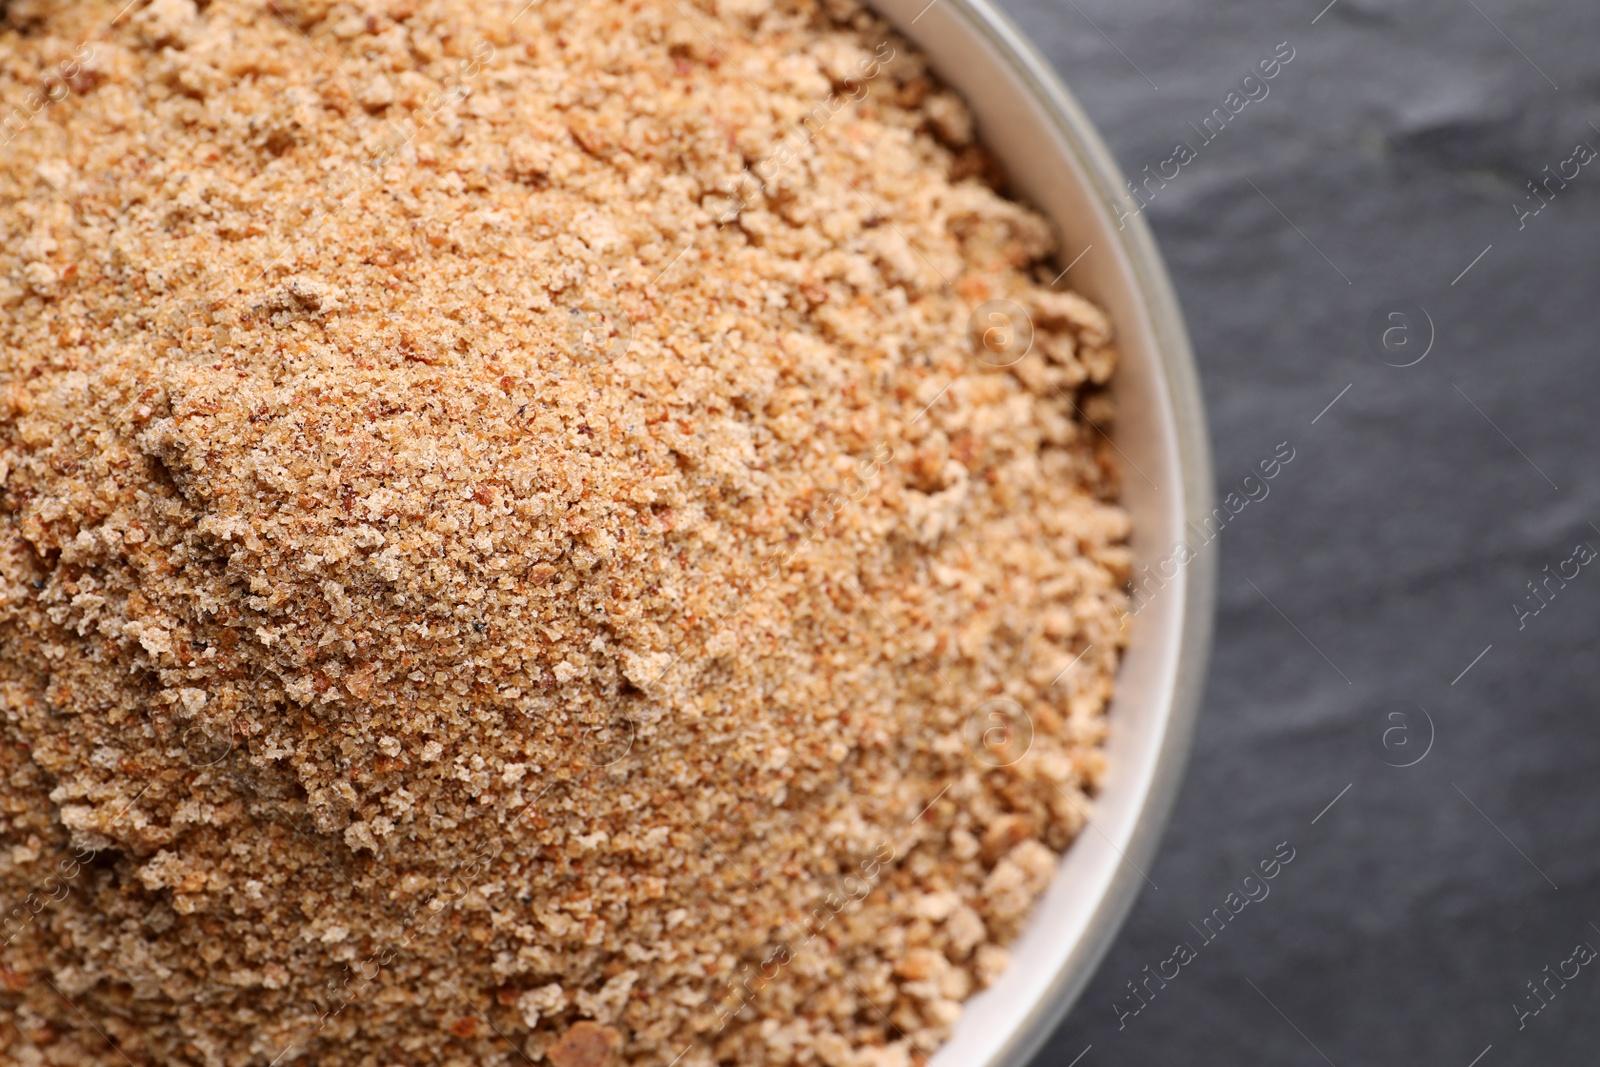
[0,0,1129,1064]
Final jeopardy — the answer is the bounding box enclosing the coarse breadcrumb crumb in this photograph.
[0,0,1132,1064]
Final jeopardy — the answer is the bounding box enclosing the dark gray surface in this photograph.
[1001,1,1600,1065]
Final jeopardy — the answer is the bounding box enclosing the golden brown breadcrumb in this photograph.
[0,0,1130,1064]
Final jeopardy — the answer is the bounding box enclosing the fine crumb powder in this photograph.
[0,1,1132,1065]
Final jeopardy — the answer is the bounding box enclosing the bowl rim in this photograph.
[883,2,1218,1063]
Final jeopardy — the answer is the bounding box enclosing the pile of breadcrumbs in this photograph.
[0,0,1132,1064]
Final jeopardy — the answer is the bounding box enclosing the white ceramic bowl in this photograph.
[872,2,1217,1064]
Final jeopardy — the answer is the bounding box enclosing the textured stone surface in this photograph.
[1001,0,1600,1064]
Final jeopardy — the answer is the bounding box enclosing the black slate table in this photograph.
[1003,1,1600,1064]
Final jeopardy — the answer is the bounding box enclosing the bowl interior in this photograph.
[871,2,1216,1064]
